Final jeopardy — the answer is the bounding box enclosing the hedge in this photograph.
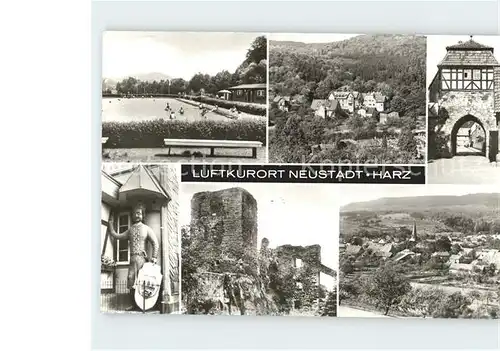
[187,96,266,116]
[102,119,267,148]
[102,93,180,98]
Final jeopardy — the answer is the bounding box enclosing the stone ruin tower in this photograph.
[190,187,258,274]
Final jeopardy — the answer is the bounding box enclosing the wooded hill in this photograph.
[341,193,499,213]
[270,34,426,118]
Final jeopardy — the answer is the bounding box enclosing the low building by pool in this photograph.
[228,83,267,104]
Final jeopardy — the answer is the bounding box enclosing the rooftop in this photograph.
[446,38,494,51]
[439,38,499,67]
[228,83,267,90]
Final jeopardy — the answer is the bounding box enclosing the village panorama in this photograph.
[338,186,500,319]
[268,34,426,164]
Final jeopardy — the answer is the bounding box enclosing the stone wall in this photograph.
[159,165,180,313]
[190,187,258,273]
[494,67,500,113]
[275,244,322,282]
[438,91,497,154]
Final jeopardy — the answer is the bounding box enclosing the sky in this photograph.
[269,33,359,44]
[102,31,263,81]
[339,184,500,208]
[180,183,340,282]
[427,35,500,88]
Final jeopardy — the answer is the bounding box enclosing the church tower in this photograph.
[409,221,418,242]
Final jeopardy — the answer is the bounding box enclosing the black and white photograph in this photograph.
[101,32,267,163]
[268,33,426,164]
[427,35,500,184]
[338,184,500,319]
[100,163,180,314]
[180,183,338,316]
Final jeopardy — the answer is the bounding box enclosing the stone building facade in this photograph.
[428,37,500,160]
[190,187,258,273]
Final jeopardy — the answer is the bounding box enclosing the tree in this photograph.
[390,95,407,114]
[245,36,267,64]
[435,236,452,252]
[399,287,446,318]
[366,264,411,315]
[340,258,354,274]
[397,126,417,154]
[432,292,473,318]
[450,243,462,255]
[339,277,360,304]
[320,290,337,316]
[483,263,496,277]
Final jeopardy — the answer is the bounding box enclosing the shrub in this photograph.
[102,119,267,148]
[187,95,266,116]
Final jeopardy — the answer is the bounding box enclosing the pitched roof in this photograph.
[477,249,500,266]
[119,165,169,201]
[326,99,340,110]
[331,91,351,99]
[345,244,361,255]
[446,39,494,51]
[310,99,327,110]
[393,249,415,262]
[375,94,387,103]
[228,83,267,90]
[439,39,499,67]
[432,251,450,257]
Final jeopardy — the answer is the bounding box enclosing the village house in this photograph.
[392,249,417,263]
[449,262,474,274]
[100,165,180,314]
[379,112,388,124]
[345,244,362,256]
[375,93,388,111]
[367,242,393,259]
[228,83,267,104]
[273,95,291,111]
[311,99,348,120]
[358,107,378,119]
[362,92,388,112]
[431,251,451,263]
[328,91,360,113]
[388,111,399,119]
[217,89,231,100]
[476,249,500,269]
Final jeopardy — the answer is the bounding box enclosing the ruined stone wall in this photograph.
[190,187,258,273]
[275,244,322,283]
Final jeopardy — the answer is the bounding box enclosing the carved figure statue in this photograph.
[108,202,159,289]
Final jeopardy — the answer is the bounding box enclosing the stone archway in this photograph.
[437,91,498,159]
[450,114,487,156]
